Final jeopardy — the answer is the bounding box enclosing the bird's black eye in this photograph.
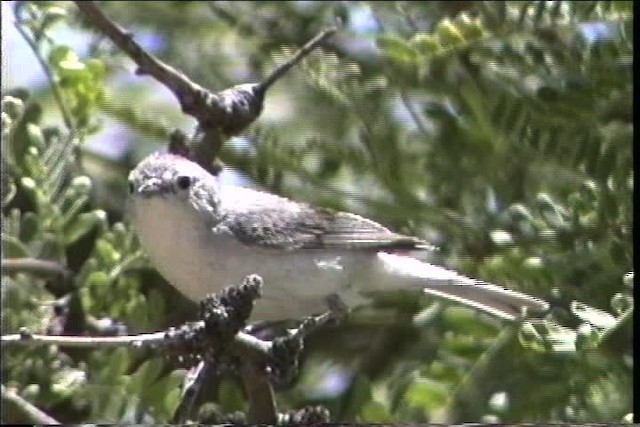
[128,180,135,194]
[176,175,192,190]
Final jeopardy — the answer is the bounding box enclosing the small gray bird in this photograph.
[127,153,548,322]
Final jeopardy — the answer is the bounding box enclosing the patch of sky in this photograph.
[578,21,619,44]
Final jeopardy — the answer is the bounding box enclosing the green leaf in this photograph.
[404,377,449,409]
[218,379,245,413]
[146,287,166,326]
[537,85,561,102]
[611,293,633,316]
[412,302,443,326]
[86,271,110,288]
[442,306,500,337]
[100,348,131,383]
[41,5,68,30]
[518,321,548,352]
[441,334,485,359]
[19,212,40,243]
[376,35,418,64]
[411,33,443,56]
[456,13,484,40]
[360,399,394,423]
[48,46,78,68]
[1,177,17,207]
[1,234,31,258]
[597,143,618,181]
[490,229,514,246]
[63,211,105,245]
[95,239,121,264]
[427,360,461,383]
[611,1,633,14]
[129,358,164,398]
[1,95,25,119]
[50,367,87,402]
[26,123,45,148]
[86,58,107,80]
[435,18,465,47]
[161,387,182,422]
[520,319,577,352]
[575,322,601,350]
[341,374,373,420]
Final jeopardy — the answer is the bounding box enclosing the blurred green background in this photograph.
[1,1,633,424]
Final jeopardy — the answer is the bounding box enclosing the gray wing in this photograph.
[222,205,432,252]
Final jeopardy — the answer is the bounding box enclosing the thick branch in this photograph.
[74,1,213,122]
[74,1,337,166]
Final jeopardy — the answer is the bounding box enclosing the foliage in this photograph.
[1,0,633,424]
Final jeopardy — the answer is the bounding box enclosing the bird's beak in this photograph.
[137,178,169,197]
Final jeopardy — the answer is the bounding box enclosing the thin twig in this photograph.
[435,324,518,423]
[256,26,337,93]
[13,11,75,131]
[399,90,430,136]
[1,258,72,282]
[1,325,272,360]
[172,360,209,424]
[1,384,61,425]
[207,2,259,39]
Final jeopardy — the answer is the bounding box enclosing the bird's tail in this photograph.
[376,252,549,321]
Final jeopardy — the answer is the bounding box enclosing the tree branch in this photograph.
[13,3,76,132]
[1,384,61,425]
[240,358,277,424]
[171,360,210,424]
[1,258,72,281]
[1,325,271,360]
[74,1,212,119]
[257,26,337,93]
[73,1,336,168]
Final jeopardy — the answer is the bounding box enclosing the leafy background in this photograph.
[1,0,633,424]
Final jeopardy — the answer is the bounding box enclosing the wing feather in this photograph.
[222,204,431,251]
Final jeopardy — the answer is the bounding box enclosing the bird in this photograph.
[127,152,549,322]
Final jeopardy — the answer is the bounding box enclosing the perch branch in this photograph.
[1,324,271,360]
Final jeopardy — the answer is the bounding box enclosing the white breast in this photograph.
[129,195,371,321]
